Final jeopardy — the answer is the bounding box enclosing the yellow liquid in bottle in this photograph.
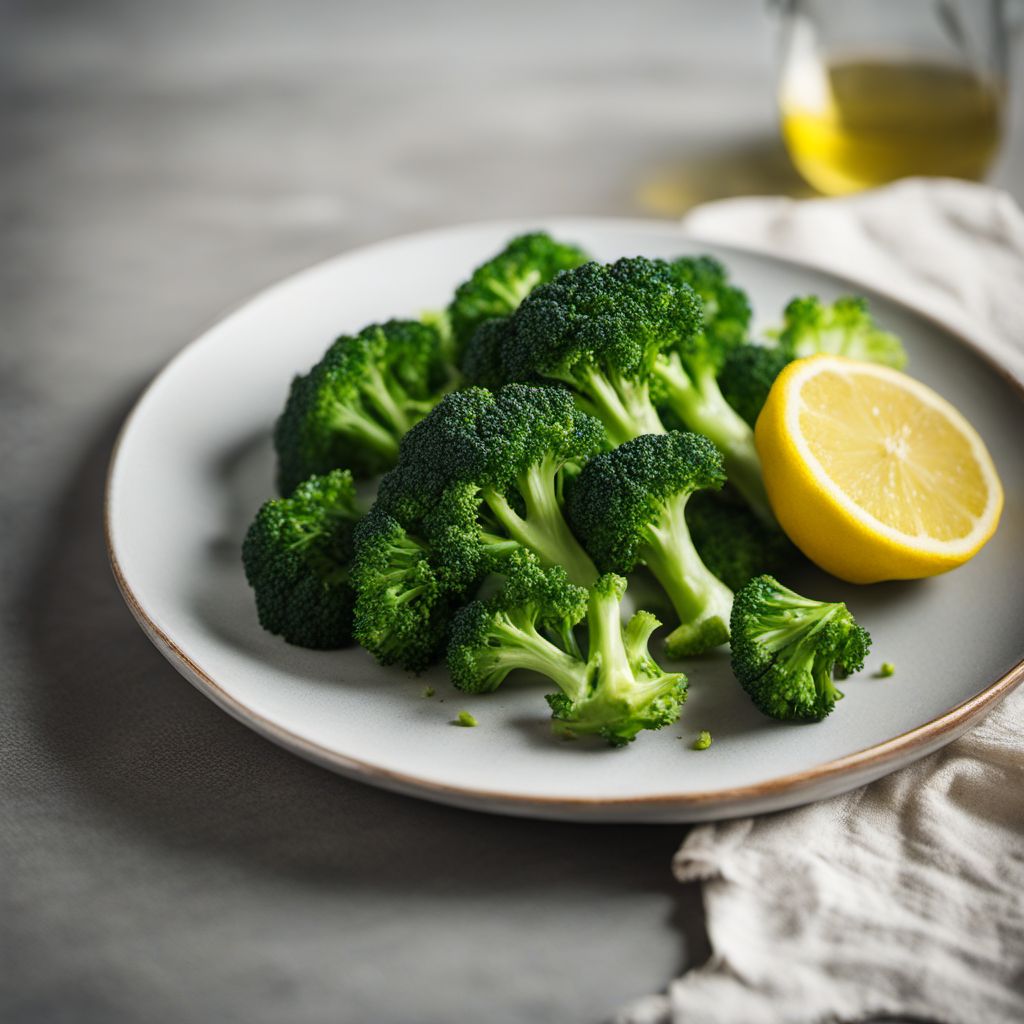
[780,59,1003,195]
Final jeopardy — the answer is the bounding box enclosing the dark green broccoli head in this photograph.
[241,469,361,649]
[505,257,701,387]
[776,296,907,368]
[382,384,602,586]
[730,575,872,722]
[717,343,792,429]
[686,491,795,591]
[546,574,688,746]
[350,508,448,670]
[461,317,513,391]
[668,255,751,351]
[447,550,588,694]
[569,431,731,657]
[569,431,725,573]
[500,257,702,445]
[273,318,451,493]
[448,232,590,359]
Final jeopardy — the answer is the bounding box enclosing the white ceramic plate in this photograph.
[106,218,1024,823]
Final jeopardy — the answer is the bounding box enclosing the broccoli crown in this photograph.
[448,232,590,358]
[569,431,725,572]
[385,383,603,584]
[730,575,872,722]
[350,508,448,670]
[461,317,512,391]
[504,257,702,387]
[352,384,603,670]
[241,469,361,649]
[273,318,451,493]
[447,550,589,694]
[718,343,792,429]
[776,296,908,369]
[570,432,731,657]
[546,574,688,746]
[686,491,795,591]
[668,255,752,351]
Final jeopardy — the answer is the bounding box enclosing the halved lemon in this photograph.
[755,355,1003,583]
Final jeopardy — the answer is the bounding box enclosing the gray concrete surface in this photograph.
[2,2,1021,1022]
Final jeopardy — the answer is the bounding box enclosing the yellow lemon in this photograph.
[755,355,1003,583]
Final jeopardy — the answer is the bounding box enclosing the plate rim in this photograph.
[104,215,1024,818]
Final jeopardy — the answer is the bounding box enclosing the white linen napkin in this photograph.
[619,179,1024,1024]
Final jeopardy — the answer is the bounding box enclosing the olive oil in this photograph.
[780,58,1002,195]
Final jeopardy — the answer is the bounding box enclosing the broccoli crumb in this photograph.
[693,730,712,751]
[422,686,436,698]
[453,710,478,728]
[879,662,895,678]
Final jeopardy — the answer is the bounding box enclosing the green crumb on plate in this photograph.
[693,730,712,751]
[422,686,436,698]
[879,662,895,678]
[454,710,478,728]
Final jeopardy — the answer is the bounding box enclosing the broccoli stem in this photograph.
[639,494,733,657]
[485,268,542,311]
[656,358,774,524]
[576,367,666,446]
[330,400,401,462]
[480,610,588,695]
[361,364,413,436]
[482,460,598,587]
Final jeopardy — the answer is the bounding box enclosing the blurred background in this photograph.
[6,0,1022,335]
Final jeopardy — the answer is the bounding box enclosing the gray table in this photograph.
[4,3,1022,1021]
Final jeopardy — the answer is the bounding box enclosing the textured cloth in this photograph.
[620,180,1024,1024]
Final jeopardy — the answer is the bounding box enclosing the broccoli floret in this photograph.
[730,575,872,722]
[879,662,895,678]
[448,232,590,360]
[669,255,751,350]
[447,550,589,694]
[453,711,478,727]
[686,490,795,592]
[570,432,733,657]
[350,508,448,670]
[718,343,792,429]
[500,258,701,446]
[461,317,513,392]
[692,730,712,750]
[650,264,772,524]
[391,384,603,585]
[776,296,907,368]
[449,562,686,746]
[352,384,603,670]
[241,469,361,648]
[547,574,687,746]
[274,319,453,493]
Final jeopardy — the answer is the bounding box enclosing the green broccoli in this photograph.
[448,232,590,360]
[651,260,772,524]
[570,432,733,657]
[776,296,907,368]
[273,319,453,493]
[461,316,513,392]
[350,508,449,670]
[686,490,795,591]
[668,255,751,351]
[497,258,701,445]
[692,730,712,751]
[352,384,603,670]
[448,557,686,746]
[241,469,361,649]
[730,575,872,722]
[447,549,588,694]
[717,343,792,429]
